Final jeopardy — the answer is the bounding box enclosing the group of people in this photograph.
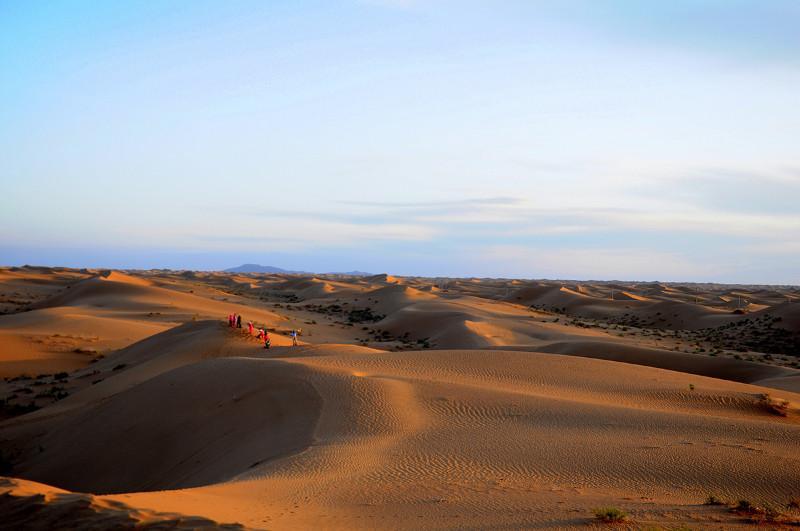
[227,313,301,349]
[228,313,269,348]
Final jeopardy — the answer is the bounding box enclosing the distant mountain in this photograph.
[224,264,308,274]
[224,264,372,276]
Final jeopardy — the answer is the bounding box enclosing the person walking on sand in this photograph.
[290,329,298,346]
[228,314,234,327]
[236,314,242,328]
[263,330,271,349]
[247,321,254,336]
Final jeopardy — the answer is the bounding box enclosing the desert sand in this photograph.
[1,266,799,529]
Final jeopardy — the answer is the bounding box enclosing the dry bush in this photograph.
[759,393,791,416]
[704,494,725,506]
[593,507,628,523]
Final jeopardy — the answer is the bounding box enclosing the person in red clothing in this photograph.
[263,330,271,349]
[248,321,254,335]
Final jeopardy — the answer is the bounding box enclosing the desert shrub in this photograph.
[348,308,384,323]
[1,401,39,417]
[762,505,786,524]
[733,499,762,515]
[54,372,68,380]
[593,507,628,523]
[759,393,790,416]
[733,502,787,524]
[35,385,68,400]
[787,498,800,509]
[704,494,725,505]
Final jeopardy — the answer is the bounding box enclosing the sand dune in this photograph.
[367,273,401,284]
[528,340,798,388]
[0,267,90,314]
[0,271,285,379]
[615,290,651,301]
[6,341,798,529]
[1,268,799,529]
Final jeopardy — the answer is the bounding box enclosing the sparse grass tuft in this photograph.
[593,507,628,523]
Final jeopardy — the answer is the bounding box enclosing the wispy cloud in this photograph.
[475,245,719,281]
[209,183,800,246]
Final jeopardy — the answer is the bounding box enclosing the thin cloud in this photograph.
[337,197,522,209]
[477,245,719,282]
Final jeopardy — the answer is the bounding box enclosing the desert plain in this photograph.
[1,265,799,529]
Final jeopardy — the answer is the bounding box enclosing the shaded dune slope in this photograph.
[0,478,246,530]
[514,340,800,389]
[3,357,322,493]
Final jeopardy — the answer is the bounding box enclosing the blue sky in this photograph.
[1,1,799,283]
